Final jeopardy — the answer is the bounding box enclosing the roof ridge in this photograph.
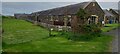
[32,1,91,14]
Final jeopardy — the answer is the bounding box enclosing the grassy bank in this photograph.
[3,17,113,52]
[3,17,49,44]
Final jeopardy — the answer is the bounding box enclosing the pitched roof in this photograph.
[113,9,119,14]
[103,9,114,17]
[32,2,91,15]
[110,9,119,15]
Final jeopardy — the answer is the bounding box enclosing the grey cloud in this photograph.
[2,2,118,16]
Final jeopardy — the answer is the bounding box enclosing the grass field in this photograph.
[3,17,49,44]
[2,17,113,52]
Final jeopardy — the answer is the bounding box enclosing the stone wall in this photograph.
[37,22,72,31]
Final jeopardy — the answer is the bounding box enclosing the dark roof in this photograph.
[103,9,114,17]
[14,13,29,15]
[113,9,119,14]
[110,9,119,15]
[32,2,91,15]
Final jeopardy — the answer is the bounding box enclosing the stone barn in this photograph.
[14,0,105,32]
[14,13,29,20]
[30,0,104,32]
[109,9,119,23]
[103,9,115,24]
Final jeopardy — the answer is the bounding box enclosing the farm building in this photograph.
[14,13,29,20]
[14,0,105,32]
[103,9,115,24]
[32,0,104,32]
[109,9,119,23]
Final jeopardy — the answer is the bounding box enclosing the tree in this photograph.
[76,8,101,34]
[77,8,87,19]
[76,8,87,33]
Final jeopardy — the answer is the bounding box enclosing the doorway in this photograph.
[88,15,98,24]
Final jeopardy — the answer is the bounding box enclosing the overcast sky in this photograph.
[1,0,120,2]
[1,0,119,16]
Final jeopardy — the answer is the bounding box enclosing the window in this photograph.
[69,18,71,22]
[39,20,41,22]
[55,20,58,21]
[54,21,64,26]
[68,15,71,18]
[93,3,95,6]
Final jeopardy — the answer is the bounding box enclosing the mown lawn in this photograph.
[3,17,113,52]
[101,24,119,32]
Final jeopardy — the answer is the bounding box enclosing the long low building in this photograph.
[14,13,29,20]
[14,0,119,32]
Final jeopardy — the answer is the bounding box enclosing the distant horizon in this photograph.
[2,2,118,16]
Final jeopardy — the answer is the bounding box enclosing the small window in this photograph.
[69,18,71,21]
[55,20,58,21]
[93,3,95,6]
[39,20,41,22]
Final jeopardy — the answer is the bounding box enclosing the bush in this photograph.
[58,31,101,41]
[2,16,8,18]
[69,33,101,41]
[53,24,102,41]
[81,24,102,34]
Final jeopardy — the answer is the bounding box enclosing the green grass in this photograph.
[101,24,119,32]
[119,24,120,27]
[3,17,113,52]
[3,36,113,52]
[3,17,49,44]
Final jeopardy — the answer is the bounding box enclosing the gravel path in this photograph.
[105,27,119,52]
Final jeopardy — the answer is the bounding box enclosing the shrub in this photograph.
[58,31,101,41]
[69,33,101,41]
[52,24,102,41]
[2,16,8,18]
[80,24,102,34]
